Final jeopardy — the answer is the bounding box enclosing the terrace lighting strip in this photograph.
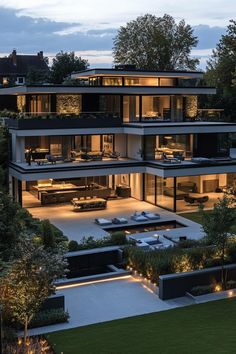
[56,275,133,290]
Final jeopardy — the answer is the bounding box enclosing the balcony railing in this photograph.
[2,111,123,129]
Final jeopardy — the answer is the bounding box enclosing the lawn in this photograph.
[47,298,236,354]
[179,210,213,224]
[180,209,236,233]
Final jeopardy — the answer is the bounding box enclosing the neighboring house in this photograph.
[0,49,49,86]
[0,66,236,213]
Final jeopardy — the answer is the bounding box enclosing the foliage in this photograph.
[29,308,69,328]
[125,239,236,284]
[113,14,199,71]
[200,195,236,288]
[190,284,215,296]
[3,336,52,354]
[0,192,28,261]
[40,219,56,249]
[68,240,80,252]
[0,126,9,191]
[1,237,66,342]
[68,232,129,252]
[50,51,89,84]
[26,67,49,84]
[204,20,236,120]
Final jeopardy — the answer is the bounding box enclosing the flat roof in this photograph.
[71,68,204,79]
[0,85,215,95]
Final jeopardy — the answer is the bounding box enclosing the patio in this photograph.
[29,275,183,335]
[27,197,203,242]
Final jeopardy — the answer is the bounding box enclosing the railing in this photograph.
[3,111,123,129]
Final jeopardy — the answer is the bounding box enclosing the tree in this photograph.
[50,51,89,84]
[25,67,49,84]
[0,127,9,191]
[113,14,199,71]
[2,238,66,344]
[205,20,236,120]
[200,195,236,289]
[40,219,55,249]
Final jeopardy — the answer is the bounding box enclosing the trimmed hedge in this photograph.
[29,308,69,328]
[125,242,236,284]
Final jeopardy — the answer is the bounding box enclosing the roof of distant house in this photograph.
[0,49,49,75]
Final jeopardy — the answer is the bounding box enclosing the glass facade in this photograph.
[102,77,122,86]
[141,96,171,121]
[123,96,140,122]
[144,174,174,210]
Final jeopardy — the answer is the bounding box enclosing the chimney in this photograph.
[11,49,17,66]
[38,51,44,60]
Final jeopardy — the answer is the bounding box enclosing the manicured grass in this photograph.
[179,210,213,224]
[180,209,236,233]
[47,298,236,354]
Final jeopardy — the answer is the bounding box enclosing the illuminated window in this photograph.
[102,77,122,86]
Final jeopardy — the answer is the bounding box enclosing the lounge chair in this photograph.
[95,218,112,226]
[112,217,128,224]
[131,212,148,222]
[141,211,161,220]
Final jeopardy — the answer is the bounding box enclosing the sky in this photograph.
[0,0,234,69]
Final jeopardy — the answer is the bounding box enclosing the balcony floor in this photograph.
[13,157,139,170]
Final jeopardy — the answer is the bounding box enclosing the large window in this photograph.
[155,134,192,159]
[99,95,120,114]
[144,174,174,210]
[102,77,122,86]
[123,96,140,122]
[142,96,170,121]
[125,77,159,86]
[30,95,51,114]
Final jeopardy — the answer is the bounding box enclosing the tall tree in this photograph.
[1,238,66,344]
[200,195,236,289]
[50,51,89,84]
[113,14,199,71]
[205,20,236,120]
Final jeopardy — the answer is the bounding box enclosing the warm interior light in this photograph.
[164,136,173,140]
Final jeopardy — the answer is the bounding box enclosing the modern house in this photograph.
[1,66,236,212]
[0,49,49,86]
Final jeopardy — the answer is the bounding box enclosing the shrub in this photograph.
[110,231,127,245]
[68,240,80,252]
[226,280,236,290]
[29,308,69,328]
[190,284,215,296]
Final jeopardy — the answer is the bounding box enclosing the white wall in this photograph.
[130,173,143,200]
[115,134,127,157]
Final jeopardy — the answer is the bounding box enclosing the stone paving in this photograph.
[28,198,204,242]
[28,276,190,336]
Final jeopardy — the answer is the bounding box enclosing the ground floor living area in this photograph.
[10,171,236,213]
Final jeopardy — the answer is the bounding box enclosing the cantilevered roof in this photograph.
[71,68,204,79]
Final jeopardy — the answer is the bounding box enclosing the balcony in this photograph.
[4,111,122,130]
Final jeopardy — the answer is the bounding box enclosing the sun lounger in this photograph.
[112,217,128,224]
[131,212,148,222]
[95,218,112,226]
[141,211,161,220]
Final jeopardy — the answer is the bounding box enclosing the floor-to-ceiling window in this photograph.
[123,96,140,122]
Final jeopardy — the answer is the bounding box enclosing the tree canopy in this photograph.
[50,51,89,84]
[205,20,236,120]
[113,14,199,71]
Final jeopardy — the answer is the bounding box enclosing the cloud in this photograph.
[0,5,229,69]
[0,0,235,27]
